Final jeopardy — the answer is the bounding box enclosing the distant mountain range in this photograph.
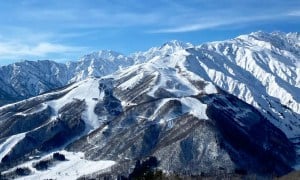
[0,31,299,179]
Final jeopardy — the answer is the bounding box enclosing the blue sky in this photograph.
[0,0,300,65]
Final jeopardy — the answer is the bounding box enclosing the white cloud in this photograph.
[32,42,81,55]
[0,41,84,60]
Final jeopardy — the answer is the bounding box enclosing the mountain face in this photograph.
[0,60,70,106]
[0,32,299,179]
[194,32,300,141]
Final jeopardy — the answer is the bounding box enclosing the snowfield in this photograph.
[4,151,115,180]
[0,133,25,162]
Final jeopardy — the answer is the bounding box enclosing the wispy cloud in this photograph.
[150,21,230,33]
[288,10,300,16]
[142,0,300,33]
[149,15,276,33]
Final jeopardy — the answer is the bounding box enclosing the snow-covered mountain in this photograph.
[0,41,193,107]
[0,59,295,179]
[131,40,193,62]
[0,31,299,179]
[69,50,135,82]
[0,50,137,106]
[0,60,70,105]
[194,31,300,141]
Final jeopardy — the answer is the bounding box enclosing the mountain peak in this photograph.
[97,49,124,57]
[80,50,126,62]
[160,40,193,50]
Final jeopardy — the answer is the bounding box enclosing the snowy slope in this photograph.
[3,151,115,180]
[0,133,25,162]
[190,32,300,139]
[109,48,217,122]
[46,78,102,130]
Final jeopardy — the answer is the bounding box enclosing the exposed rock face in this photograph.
[202,93,295,175]
[95,79,123,117]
